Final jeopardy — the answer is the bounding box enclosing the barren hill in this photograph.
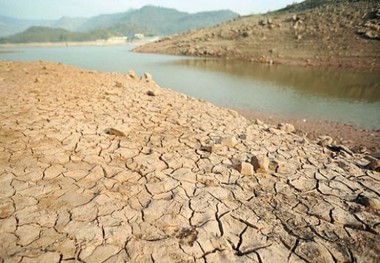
[135,0,380,70]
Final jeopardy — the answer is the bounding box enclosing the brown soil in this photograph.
[135,0,380,70]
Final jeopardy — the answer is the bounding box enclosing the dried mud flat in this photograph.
[0,61,379,263]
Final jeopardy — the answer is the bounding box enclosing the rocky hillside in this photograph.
[135,0,380,69]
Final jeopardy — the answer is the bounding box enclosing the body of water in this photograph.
[1,45,379,129]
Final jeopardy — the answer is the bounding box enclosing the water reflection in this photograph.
[170,59,380,103]
[1,45,379,129]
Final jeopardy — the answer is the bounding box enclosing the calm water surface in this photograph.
[1,45,379,129]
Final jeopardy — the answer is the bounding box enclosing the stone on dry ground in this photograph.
[0,61,379,263]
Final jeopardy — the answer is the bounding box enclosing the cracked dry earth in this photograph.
[0,60,379,263]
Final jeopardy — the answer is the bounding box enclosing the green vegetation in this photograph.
[0,6,238,43]
[79,6,237,36]
[0,26,115,43]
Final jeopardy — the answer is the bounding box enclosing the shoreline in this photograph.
[0,37,159,49]
[1,40,379,71]
[0,47,377,152]
[0,44,378,149]
[235,108,380,155]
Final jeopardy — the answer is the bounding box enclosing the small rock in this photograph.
[251,155,270,173]
[318,135,334,147]
[241,32,249,38]
[268,160,282,171]
[353,145,367,154]
[144,72,153,82]
[114,81,123,88]
[355,194,380,210]
[328,145,353,156]
[104,128,126,137]
[201,144,224,154]
[211,144,224,153]
[255,119,268,129]
[147,90,157,96]
[277,123,295,133]
[221,136,239,148]
[364,157,380,172]
[259,19,267,26]
[368,198,380,210]
[364,30,379,40]
[239,162,254,176]
[268,127,282,135]
[128,70,137,79]
[255,119,264,125]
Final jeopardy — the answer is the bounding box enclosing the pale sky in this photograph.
[0,0,301,20]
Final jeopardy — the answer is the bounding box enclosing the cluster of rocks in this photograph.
[0,61,379,262]
[357,9,380,40]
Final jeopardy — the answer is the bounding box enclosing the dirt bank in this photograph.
[0,61,379,262]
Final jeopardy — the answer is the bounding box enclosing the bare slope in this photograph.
[135,0,380,69]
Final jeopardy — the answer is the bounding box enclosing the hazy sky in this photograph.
[0,0,300,20]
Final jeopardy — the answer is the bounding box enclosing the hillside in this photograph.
[0,6,238,43]
[0,26,114,43]
[51,16,88,32]
[98,6,237,36]
[134,0,380,70]
[0,15,54,37]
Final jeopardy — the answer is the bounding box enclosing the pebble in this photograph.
[251,155,270,173]
[239,162,254,176]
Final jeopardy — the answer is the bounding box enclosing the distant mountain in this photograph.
[137,6,237,35]
[52,17,88,32]
[77,10,134,32]
[0,6,239,41]
[0,26,114,43]
[78,5,238,35]
[0,15,54,36]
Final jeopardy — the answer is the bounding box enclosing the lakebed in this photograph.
[0,60,379,262]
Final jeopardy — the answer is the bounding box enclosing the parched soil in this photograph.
[0,61,379,262]
[134,0,380,70]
